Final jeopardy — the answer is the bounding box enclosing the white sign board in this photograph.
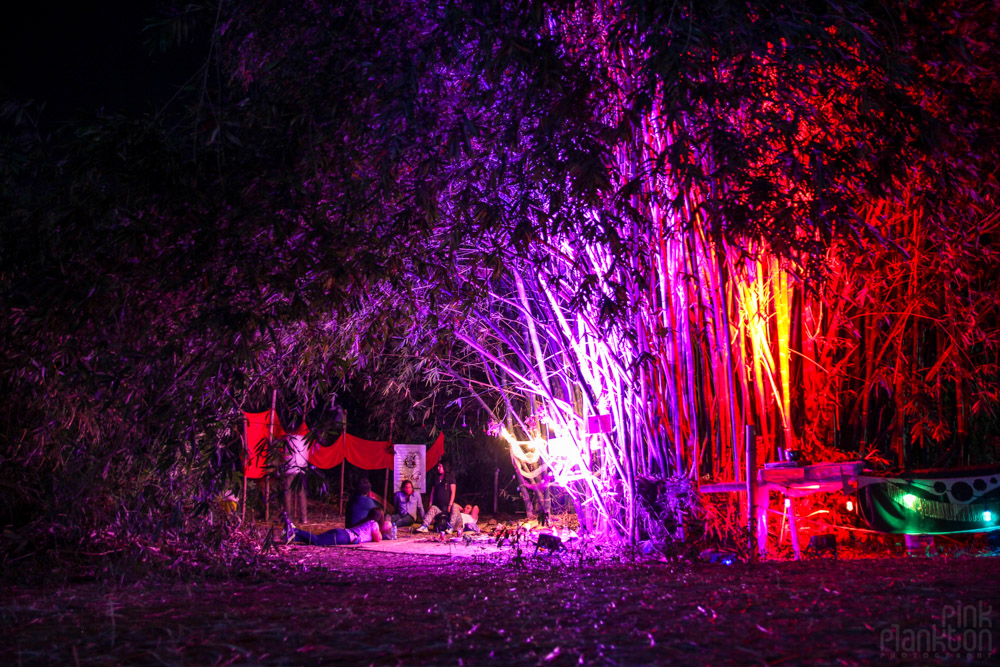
[393,444,427,494]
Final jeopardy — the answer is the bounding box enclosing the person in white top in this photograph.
[459,504,481,533]
[283,428,310,523]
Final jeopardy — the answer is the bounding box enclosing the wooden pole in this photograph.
[384,417,393,511]
[339,410,347,515]
[241,415,248,524]
[756,484,769,560]
[266,389,277,523]
[264,479,270,522]
[745,425,757,562]
[298,476,307,524]
[787,497,802,560]
[494,467,499,516]
[339,460,346,516]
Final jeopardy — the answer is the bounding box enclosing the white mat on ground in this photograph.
[357,535,501,558]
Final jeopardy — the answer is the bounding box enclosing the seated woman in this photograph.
[285,508,389,546]
[390,480,424,528]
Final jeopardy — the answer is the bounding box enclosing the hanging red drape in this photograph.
[307,432,445,470]
[243,410,285,479]
[245,411,446,473]
[426,432,445,469]
[344,434,394,470]
[307,433,346,469]
[286,421,309,436]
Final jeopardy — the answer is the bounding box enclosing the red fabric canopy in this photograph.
[307,432,445,471]
[345,434,393,470]
[243,410,285,479]
[427,432,445,469]
[243,412,446,474]
[307,433,345,469]
[286,421,308,437]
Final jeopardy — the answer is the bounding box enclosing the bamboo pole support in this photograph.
[384,417,393,511]
[264,478,270,522]
[241,415,248,524]
[265,389,277,523]
[339,460,346,516]
[299,476,307,524]
[339,409,347,516]
[756,484,769,560]
[745,425,757,562]
[786,497,802,560]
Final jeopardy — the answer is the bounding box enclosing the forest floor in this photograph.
[3,522,998,666]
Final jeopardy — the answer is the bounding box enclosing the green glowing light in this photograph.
[902,494,917,509]
[984,511,993,523]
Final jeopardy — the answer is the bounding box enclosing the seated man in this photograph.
[415,461,463,534]
[345,477,378,529]
[391,480,424,528]
[285,508,389,546]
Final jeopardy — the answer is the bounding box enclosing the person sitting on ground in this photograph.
[285,508,390,546]
[415,461,463,534]
[345,477,378,529]
[460,504,480,533]
[390,479,424,528]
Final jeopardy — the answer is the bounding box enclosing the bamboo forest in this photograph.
[2,1,999,664]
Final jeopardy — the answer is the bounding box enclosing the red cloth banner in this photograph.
[307,433,345,469]
[345,434,394,470]
[308,432,445,471]
[427,432,445,469]
[243,410,447,473]
[243,410,285,479]
[286,421,309,437]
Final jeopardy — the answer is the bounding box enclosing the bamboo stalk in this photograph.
[241,415,248,524]
[339,410,347,516]
[745,425,757,561]
[862,311,876,454]
[787,497,802,561]
[773,257,794,452]
[266,389,276,523]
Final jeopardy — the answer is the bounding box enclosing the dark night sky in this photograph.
[1,3,199,120]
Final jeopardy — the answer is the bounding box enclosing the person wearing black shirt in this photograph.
[415,461,463,533]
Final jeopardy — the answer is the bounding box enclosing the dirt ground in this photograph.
[3,530,998,666]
